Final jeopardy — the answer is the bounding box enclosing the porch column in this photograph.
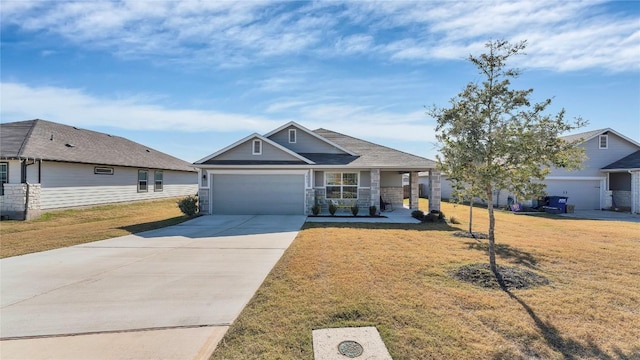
[410,171,419,209]
[371,168,380,212]
[632,171,640,214]
[428,169,441,212]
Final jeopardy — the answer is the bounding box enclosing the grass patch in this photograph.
[211,200,640,359]
[1,198,190,258]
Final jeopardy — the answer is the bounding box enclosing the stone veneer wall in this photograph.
[612,190,631,209]
[371,169,380,211]
[381,187,403,206]
[428,170,441,212]
[1,183,42,220]
[632,171,640,214]
[198,189,210,215]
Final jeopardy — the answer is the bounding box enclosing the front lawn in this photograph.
[211,201,640,359]
[0,198,190,258]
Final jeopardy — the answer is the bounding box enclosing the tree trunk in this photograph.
[468,198,473,234]
[487,188,497,275]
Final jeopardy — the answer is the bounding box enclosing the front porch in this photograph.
[307,168,441,216]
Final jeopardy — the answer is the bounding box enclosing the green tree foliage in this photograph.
[430,40,586,276]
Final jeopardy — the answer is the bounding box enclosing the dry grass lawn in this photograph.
[212,200,640,360]
[1,198,189,258]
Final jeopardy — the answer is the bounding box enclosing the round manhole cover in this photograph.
[338,340,364,358]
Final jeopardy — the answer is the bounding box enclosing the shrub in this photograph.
[424,210,445,222]
[411,210,425,220]
[329,203,338,216]
[369,205,377,216]
[351,204,359,216]
[177,195,199,217]
[311,204,321,216]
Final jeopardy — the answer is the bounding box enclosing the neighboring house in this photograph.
[193,122,441,215]
[419,128,640,213]
[1,119,198,220]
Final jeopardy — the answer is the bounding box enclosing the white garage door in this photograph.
[212,174,305,214]
[545,179,601,210]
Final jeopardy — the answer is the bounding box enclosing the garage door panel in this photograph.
[212,174,304,214]
[545,180,601,210]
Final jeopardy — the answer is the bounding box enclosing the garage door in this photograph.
[545,179,601,210]
[212,174,305,214]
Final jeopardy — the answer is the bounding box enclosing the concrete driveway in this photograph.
[0,215,306,359]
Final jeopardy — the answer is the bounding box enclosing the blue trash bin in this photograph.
[548,196,568,213]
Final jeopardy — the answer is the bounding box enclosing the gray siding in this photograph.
[314,171,324,187]
[360,171,371,187]
[38,162,197,209]
[214,138,302,161]
[268,126,346,154]
[549,133,639,177]
[381,172,402,187]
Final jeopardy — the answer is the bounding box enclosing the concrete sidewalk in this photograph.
[1,215,306,359]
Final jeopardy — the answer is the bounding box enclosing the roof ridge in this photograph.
[15,119,39,158]
[314,128,433,161]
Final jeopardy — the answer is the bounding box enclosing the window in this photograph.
[94,166,114,175]
[599,135,608,149]
[325,172,358,199]
[154,170,163,192]
[252,139,262,155]
[289,129,297,143]
[138,170,148,192]
[0,162,7,196]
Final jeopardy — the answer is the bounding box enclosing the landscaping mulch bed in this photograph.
[451,263,550,290]
[452,231,489,239]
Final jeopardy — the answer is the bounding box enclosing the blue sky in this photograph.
[1,0,639,163]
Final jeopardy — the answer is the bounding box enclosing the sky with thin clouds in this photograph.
[1,0,639,162]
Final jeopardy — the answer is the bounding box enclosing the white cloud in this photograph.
[2,0,638,72]
[0,82,436,143]
[0,82,282,133]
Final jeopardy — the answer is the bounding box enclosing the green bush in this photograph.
[369,205,377,216]
[329,203,338,216]
[311,204,321,216]
[177,195,199,216]
[411,210,425,220]
[351,204,359,216]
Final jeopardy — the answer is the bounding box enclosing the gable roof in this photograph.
[0,119,195,172]
[602,150,640,171]
[312,128,436,169]
[194,132,315,165]
[264,121,357,156]
[562,128,640,148]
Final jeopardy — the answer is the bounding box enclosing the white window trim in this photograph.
[289,129,297,143]
[252,139,262,155]
[325,172,359,199]
[138,169,149,193]
[599,135,608,149]
[154,170,163,192]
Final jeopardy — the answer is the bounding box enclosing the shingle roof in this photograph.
[1,119,195,172]
[561,128,606,144]
[602,150,640,170]
[313,128,437,169]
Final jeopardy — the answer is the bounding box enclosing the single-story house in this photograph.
[1,119,198,220]
[193,121,441,215]
[419,128,640,213]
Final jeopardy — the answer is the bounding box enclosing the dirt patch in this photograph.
[451,263,550,290]
[452,231,489,239]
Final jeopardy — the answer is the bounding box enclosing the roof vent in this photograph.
[65,143,75,148]
[146,149,150,152]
